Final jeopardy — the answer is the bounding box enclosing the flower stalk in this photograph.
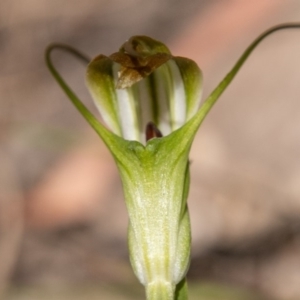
[45,23,300,300]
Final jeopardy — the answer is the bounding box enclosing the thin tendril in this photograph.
[46,43,91,65]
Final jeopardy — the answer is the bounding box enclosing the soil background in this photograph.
[1,1,300,299]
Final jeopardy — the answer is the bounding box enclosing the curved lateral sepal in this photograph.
[45,44,135,162]
[179,23,300,140]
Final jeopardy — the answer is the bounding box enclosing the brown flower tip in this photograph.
[109,36,172,89]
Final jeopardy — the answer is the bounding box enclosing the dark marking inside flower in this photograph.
[146,122,163,141]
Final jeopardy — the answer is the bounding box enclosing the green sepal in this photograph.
[121,130,193,287]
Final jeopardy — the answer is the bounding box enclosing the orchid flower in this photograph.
[46,23,300,300]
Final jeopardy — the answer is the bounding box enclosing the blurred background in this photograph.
[1,0,300,299]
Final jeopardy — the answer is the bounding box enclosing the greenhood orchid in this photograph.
[85,36,203,144]
[46,23,300,300]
